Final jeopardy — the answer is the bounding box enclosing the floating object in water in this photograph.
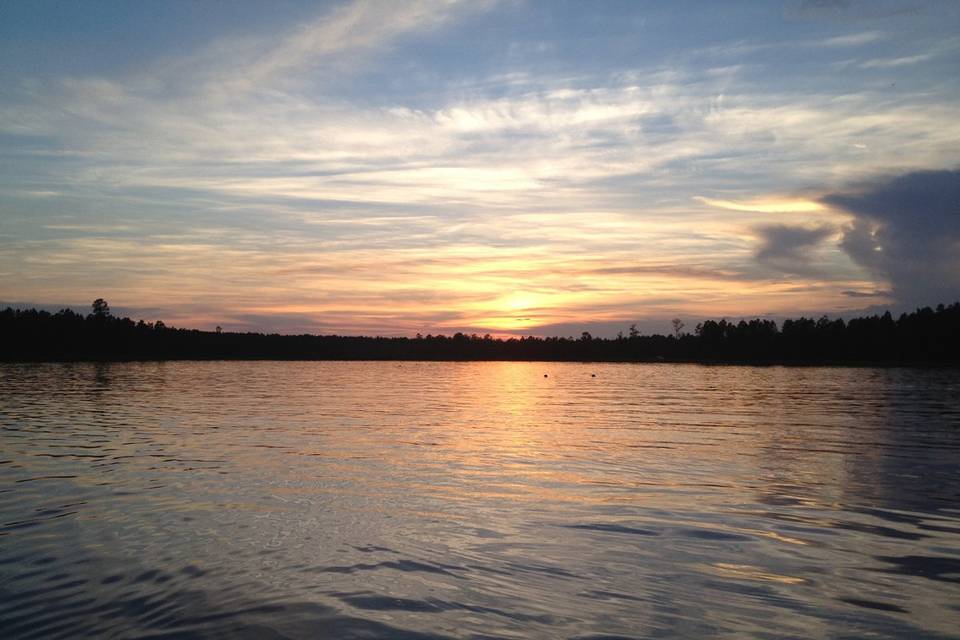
[544,374,548,378]
[591,374,596,377]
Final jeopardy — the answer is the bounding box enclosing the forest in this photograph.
[2,299,959,364]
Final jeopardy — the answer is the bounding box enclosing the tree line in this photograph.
[1,298,959,364]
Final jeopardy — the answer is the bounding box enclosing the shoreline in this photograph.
[4,356,958,368]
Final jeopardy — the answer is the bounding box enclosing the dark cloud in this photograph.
[754,224,834,276]
[823,168,960,308]
[841,289,893,298]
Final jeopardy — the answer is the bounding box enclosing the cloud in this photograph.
[162,0,489,96]
[859,53,935,68]
[587,263,751,281]
[841,288,892,297]
[819,31,885,46]
[784,0,925,21]
[696,196,825,213]
[755,224,835,276]
[823,169,960,307]
[1,1,958,333]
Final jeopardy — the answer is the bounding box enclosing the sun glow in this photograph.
[3,0,956,336]
[502,293,538,311]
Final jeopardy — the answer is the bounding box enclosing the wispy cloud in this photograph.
[695,197,826,214]
[819,31,886,46]
[842,288,892,298]
[217,0,483,92]
[1,0,957,334]
[784,0,926,21]
[859,52,935,68]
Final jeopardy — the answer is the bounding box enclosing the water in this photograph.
[1,362,959,639]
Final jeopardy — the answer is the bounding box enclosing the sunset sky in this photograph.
[2,0,958,336]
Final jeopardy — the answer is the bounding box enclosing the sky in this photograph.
[1,0,958,337]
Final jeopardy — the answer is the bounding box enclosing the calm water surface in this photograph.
[1,362,959,639]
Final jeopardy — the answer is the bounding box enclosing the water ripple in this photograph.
[1,361,959,638]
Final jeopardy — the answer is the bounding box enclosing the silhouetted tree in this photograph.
[91,298,111,318]
[671,318,685,339]
[1,302,959,363]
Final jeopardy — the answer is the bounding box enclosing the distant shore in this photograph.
[3,356,956,368]
[3,302,959,366]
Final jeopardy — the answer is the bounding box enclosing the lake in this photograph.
[1,361,959,639]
